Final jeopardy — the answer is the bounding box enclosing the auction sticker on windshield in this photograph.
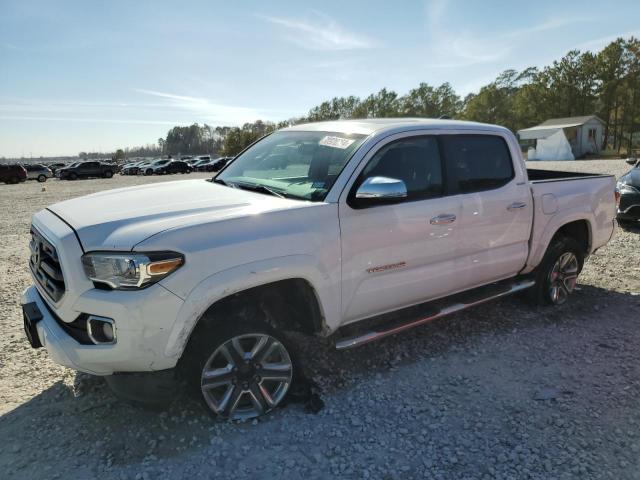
[319,136,356,149]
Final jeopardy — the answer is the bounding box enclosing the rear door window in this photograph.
[441,135,514,194]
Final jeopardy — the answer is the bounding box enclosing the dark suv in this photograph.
[58,161,115,180]
[157,160,193,175]
[0,164,28,184]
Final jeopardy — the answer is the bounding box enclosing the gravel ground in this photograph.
[1,162,639,480]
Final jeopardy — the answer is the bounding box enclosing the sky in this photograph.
[1,0,639,158]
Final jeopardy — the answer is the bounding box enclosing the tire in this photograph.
[10,176,19,184]
[180,306,295,421]
[186,169,192,174]
[528,236,584,306]
[69,172,78,181]
[145,169,153,176]
[37,174,47,183]
[104,170,113,178]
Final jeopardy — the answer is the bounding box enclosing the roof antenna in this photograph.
[438,115,451,120]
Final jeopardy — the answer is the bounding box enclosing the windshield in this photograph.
[217,131,366,201]
[153,159,169,165]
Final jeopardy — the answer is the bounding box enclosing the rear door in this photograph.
[339,133,463,324]
[440,134,532,289]
[84,162,100,176]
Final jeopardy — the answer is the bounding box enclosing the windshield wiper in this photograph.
[212,178,229,186]
[234,182,285,198]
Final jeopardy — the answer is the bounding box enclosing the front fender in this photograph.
[162,254,339,359]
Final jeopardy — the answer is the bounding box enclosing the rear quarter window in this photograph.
[441,135,514,194]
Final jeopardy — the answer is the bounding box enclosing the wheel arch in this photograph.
[164,257,334,360]
[524,215,593,273]
[552,219,591,255]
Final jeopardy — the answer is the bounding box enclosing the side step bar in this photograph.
[335,279,535,350]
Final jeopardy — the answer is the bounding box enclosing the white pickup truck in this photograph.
[22,119,617,420]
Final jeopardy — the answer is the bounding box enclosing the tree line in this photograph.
[95,36,640,160]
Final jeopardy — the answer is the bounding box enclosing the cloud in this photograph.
[573,30,640,51]
[133,89,265,124]
[422,1,595,68]
[0,115,187,125]
[260,12,375,50]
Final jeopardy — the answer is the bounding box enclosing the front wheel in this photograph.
[181,316,294,420]
[37,174,47,183]
[529,236,584,306]
[104,170,113,178]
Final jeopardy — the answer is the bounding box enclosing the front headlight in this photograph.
[617,182,640,194]
[81,251,184,290]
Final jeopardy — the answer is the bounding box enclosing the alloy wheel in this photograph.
[548,252,578,305]
[201,333,293,420]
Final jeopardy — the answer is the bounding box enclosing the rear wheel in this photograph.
[529,236,584,306]
[181,311,295,420]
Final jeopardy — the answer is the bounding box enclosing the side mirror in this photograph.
[354,176,407,205]
[626,157,638,166]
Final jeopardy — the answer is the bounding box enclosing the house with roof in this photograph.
[517,115,605,160]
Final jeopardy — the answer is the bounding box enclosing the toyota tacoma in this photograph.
[22,119,617,420]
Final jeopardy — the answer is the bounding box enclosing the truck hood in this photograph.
[47,179,304,250]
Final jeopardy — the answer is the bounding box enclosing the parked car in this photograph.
[47,162,67,174]
[193,159,213,172]
[22,119,617,421]
[156,160,192,175]
[211,156,233,172]
[616,157,640,225]
[23,164,53,182]
[121,161,143,175]
[142,158,172,175]
[58,161,115,180]
[0,164,27,184]
[55,162,80,178]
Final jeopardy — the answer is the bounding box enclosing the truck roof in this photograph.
[283,118,509,136]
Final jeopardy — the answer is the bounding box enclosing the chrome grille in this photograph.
[29,228,66,302]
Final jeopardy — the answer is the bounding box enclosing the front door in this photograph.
[339,134,463,324]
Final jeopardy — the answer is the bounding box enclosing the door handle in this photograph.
[507,202,527,211]
[430,213,457,225]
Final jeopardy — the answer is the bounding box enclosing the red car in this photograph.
[0,164,28,184]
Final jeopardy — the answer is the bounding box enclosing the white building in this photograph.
[518,115,605,160]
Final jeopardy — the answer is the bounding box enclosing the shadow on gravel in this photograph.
[1,284,639,476]
[618,221,640,234]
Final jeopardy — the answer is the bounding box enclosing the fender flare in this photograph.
[524,211,594,273]
[163,254,337,358]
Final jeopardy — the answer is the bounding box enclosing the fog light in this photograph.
[87,316,116,344]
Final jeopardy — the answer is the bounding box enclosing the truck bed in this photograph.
[523,168,617,274]
[527,168,613,183]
